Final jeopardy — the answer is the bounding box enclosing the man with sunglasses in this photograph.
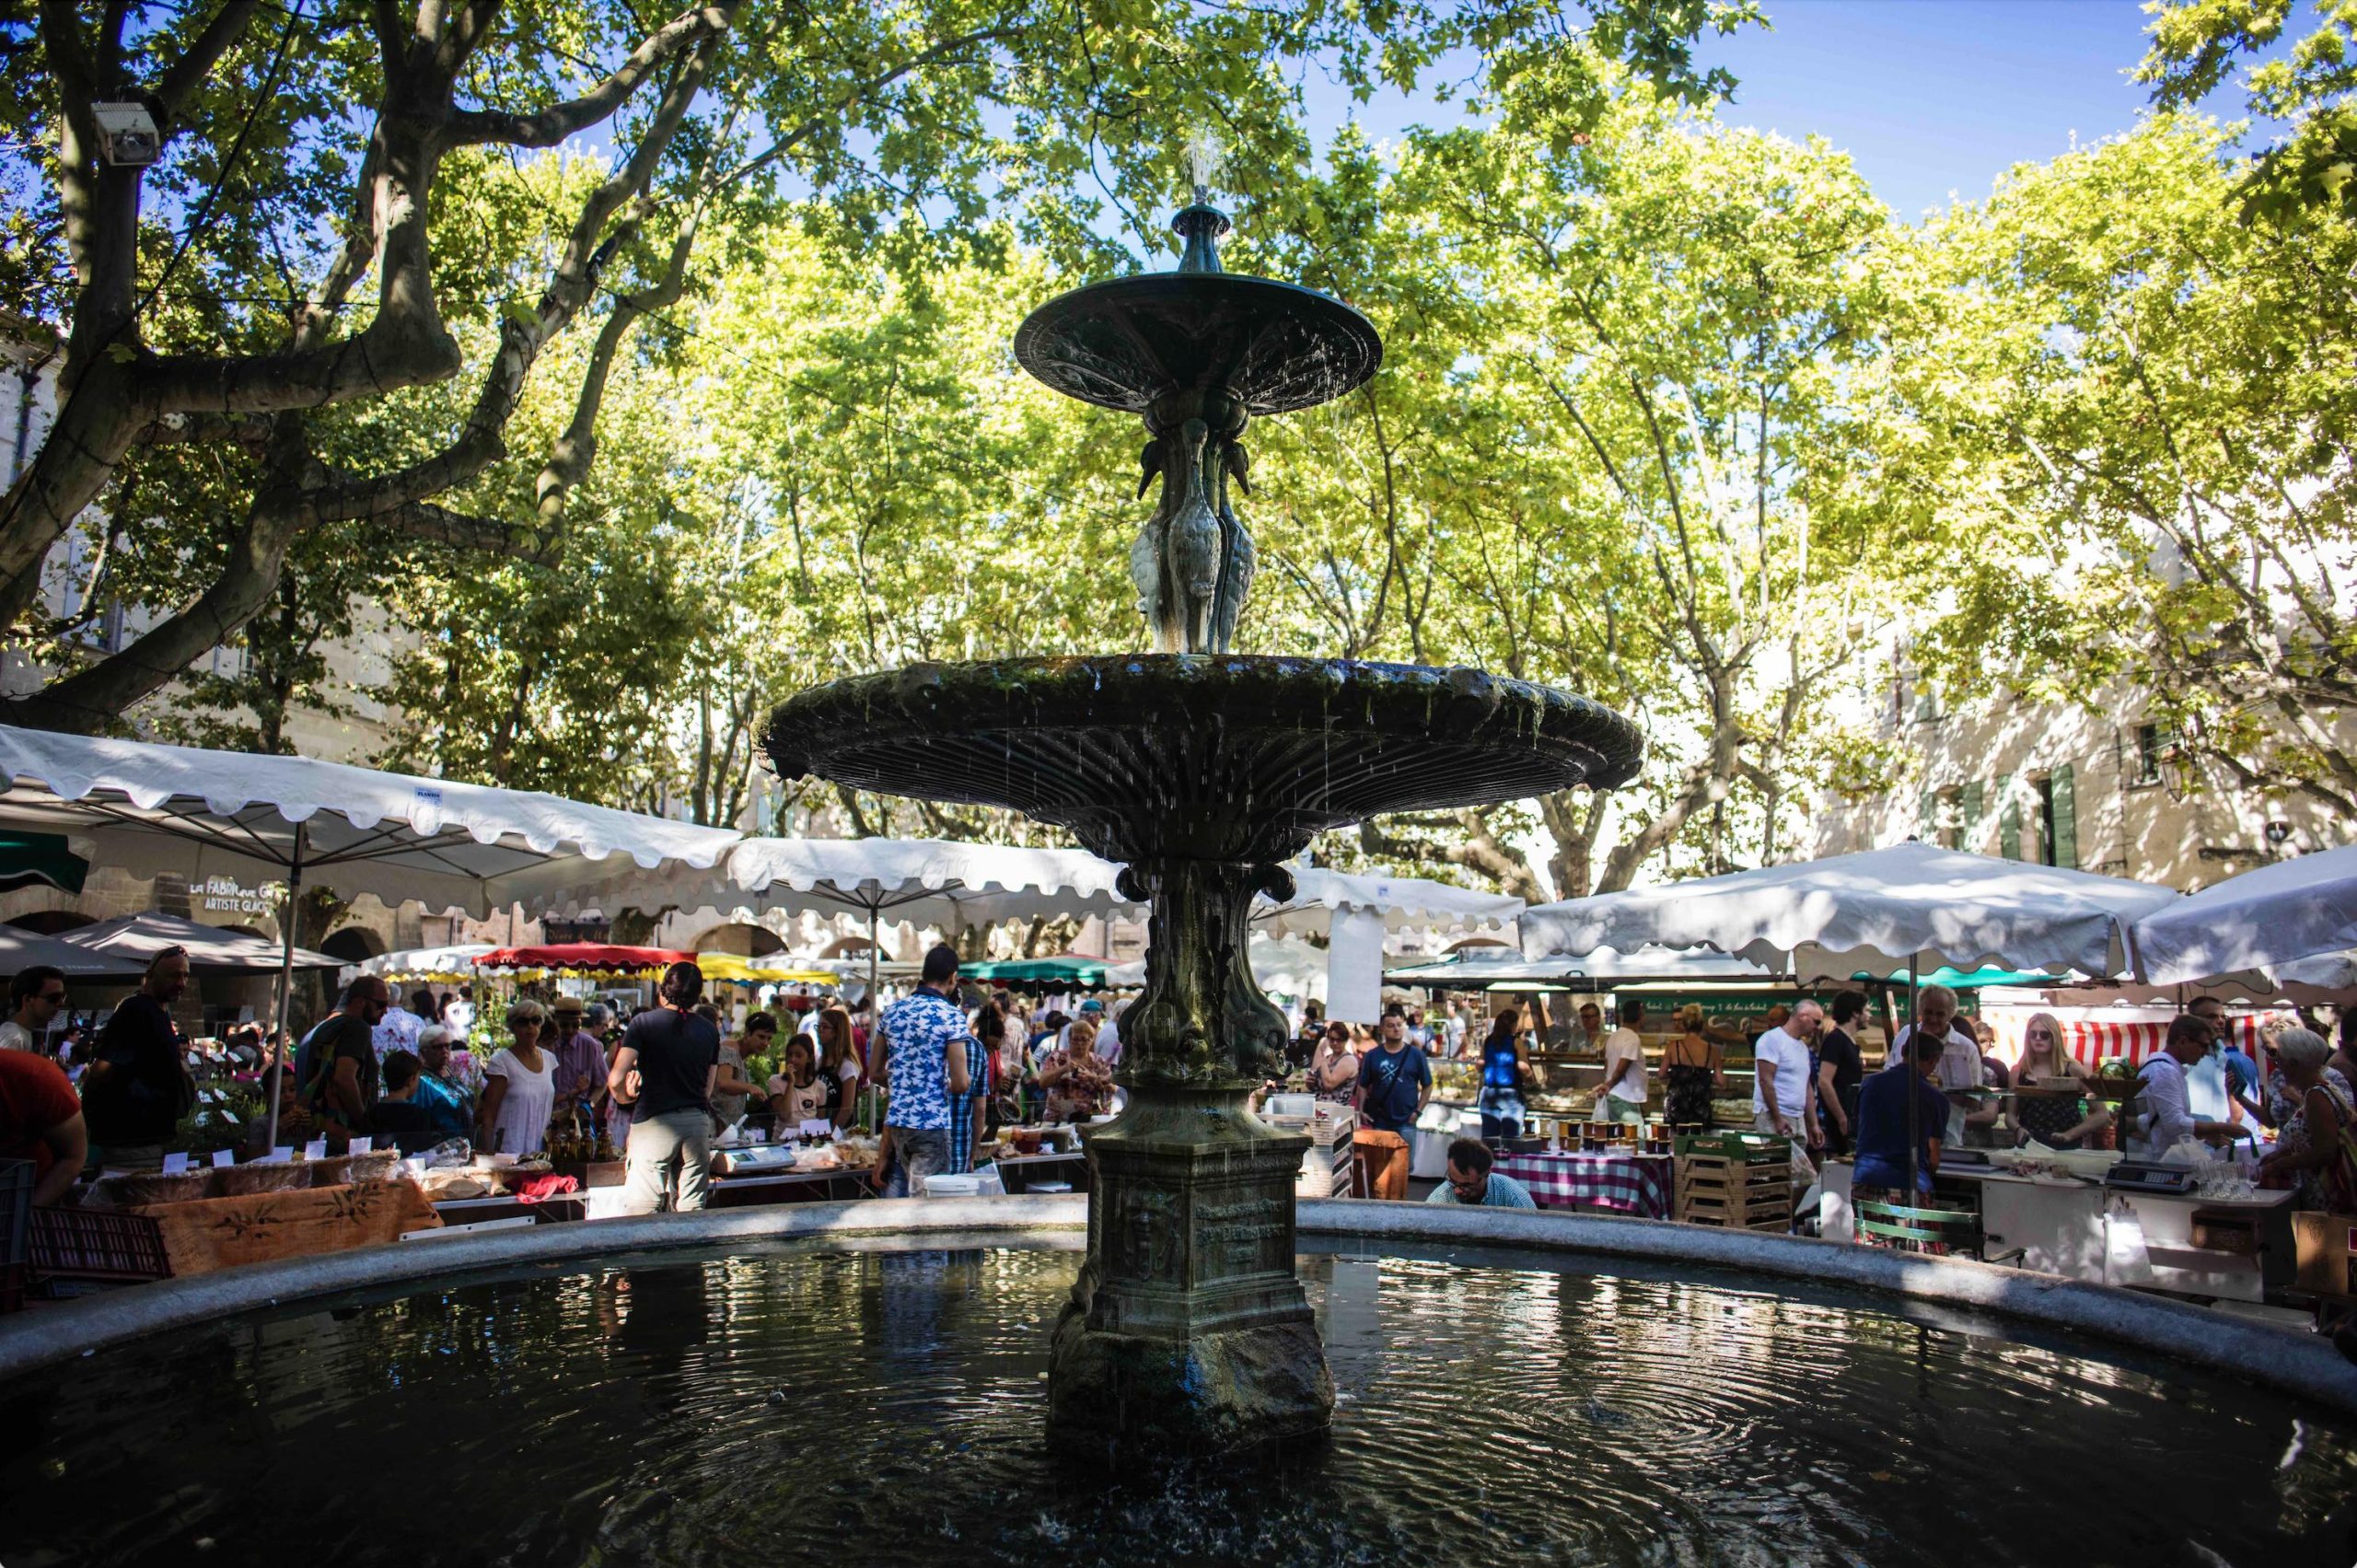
[298,976,391,1150]
[1425,1137,1536,1209]
[0,965,66,1053]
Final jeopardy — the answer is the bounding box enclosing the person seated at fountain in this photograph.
[2011,1012,2108,1149]
[1039,1016,1114,1123]
[813,1005,863,1129]
[2127,1016,2240,1156]
[1600,998,1649,1127]
[1477,1006,1531,1139]
[412,1028,474,1140]
[1427,1137,1537,1210]
[870,945,973,1196]
[368,1050,446,1155]
[768,1036,830,1131]
[1852,1028,1954,1197]
[2255,1029,2357,1211]
[477,1000,558,1157]
[1307,1022,1360,1100]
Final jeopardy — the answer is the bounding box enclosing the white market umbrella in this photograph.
[2130,845,2357,987]
[1520,842,2176,980]
[538,836,1139,1010]
[0,725,739,1143]
[1253,866,1524,937]
[58,911,343,977]
[339,943,498,985]
[1389,945,1782,988]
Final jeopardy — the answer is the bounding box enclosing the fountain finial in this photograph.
[1174,129,1230,274]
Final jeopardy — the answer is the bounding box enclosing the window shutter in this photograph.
[1920,790,1939,841]
[2051,763,2078,869]
[1996,773,2021,860]
[1959,781,1985,851]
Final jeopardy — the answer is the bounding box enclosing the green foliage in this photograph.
[2140,0,2357,222]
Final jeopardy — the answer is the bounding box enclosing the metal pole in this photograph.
[262,821,307,1151]
[1903,955,1921,1196]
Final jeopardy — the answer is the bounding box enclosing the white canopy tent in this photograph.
[58,911,341,977]
[338,943,498,985]
[0,726,739,1143]
[539,836,1140,1008]
[1107,932,1333,1001]
[1389,945,1782,989]
[2129,844,2357,987]
[1254,866,1524,937]
[1520,842,2177,981]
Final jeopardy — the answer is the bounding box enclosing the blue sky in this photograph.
[1304,0,2247,223]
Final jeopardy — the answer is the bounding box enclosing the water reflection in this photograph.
[1,1245,2352,1567]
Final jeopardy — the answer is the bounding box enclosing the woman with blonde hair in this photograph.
[2011,1011,2107,1148]
[813,1005,861,1128]
[1039,1016,1115,1122]
[1661,1003,1723,1130]
[2258,1028,2357,1212]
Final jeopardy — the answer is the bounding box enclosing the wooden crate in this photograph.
[1677,1152,1792,1229]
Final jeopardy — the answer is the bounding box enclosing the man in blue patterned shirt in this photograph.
[870,944,974,1197]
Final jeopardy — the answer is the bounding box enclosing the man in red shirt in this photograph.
[0,1047,87,1204]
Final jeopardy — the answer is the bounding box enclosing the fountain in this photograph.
[763,171,1644,1453]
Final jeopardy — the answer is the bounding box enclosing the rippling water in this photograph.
[4,1239,2354,1566]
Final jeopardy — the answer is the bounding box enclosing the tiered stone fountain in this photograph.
[765,180,1643,1454]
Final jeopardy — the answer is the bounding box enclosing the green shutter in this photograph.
[1997,773,2021,860]
[2051,763,2078,868]
[1958,781,1985,851]
[1920,790,1939,842]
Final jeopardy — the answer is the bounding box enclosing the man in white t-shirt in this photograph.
[1751,1000,1823,1182]
[1600,997,1649,1124]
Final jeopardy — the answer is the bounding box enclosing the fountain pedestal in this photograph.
[1049,1091,1328,1452]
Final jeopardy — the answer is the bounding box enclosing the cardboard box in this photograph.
[2292,1211,2357,1299]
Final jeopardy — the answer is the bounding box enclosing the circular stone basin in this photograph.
[5,1238,2352,1566]
[766,655,1644,862]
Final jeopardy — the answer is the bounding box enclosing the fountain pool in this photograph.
[4,1231,2352,1567]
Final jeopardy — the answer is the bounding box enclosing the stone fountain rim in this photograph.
[4,1197,2351,1419]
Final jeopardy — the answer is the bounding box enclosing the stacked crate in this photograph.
[1673,1132,1792,1231]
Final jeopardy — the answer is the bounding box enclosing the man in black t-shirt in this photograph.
[81,947,195,1169]
[608,960,720,1214]
[298,977,389,1149]
[1816,991,1867,1156]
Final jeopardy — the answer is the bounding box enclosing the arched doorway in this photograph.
[690,922,786,958]
[8,910,94,935]
[821,934,890,960]
[319,927,384,964]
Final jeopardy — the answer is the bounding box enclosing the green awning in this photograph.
[965,956,1109,985]
[0,830,87,895]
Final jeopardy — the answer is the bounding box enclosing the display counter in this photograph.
[1820,1159,2297,1302]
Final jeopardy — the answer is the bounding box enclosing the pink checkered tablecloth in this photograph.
[1494,1152,1675,1219]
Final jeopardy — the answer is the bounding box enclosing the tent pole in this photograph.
[263,821,307,1152]
[1903,955,1921,1197]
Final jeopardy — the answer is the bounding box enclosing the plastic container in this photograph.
[920,1173,982,1199]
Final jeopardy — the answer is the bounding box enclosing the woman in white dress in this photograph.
[477,999,557,1156]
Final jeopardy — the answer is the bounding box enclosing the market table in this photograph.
[992,1151,1090,1194]
[1494,1151,1675,1220]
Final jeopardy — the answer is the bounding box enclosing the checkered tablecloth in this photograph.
[1495,1152,1675,1219]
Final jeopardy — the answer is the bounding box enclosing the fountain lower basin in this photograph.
[4,1203,2353,1566]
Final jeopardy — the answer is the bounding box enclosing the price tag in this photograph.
[303,1138,328,1161]
[349,1136,373,1154]
[212,1148,237,1168]
[162,1152,190,1174]
[264,1146,293,1165]
[799,1119,835,1140]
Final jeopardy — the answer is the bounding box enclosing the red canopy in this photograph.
[478,944,692,970]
